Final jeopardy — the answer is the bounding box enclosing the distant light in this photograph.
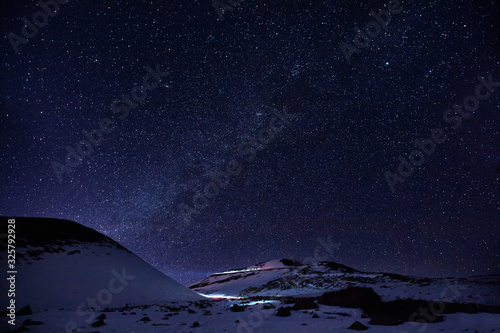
[198,293,244,300]
[243,300,279,306]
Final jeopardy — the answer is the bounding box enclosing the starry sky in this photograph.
[1,0,499,285]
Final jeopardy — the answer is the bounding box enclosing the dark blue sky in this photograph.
[1,0,499,284]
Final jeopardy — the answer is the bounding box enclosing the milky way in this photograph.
[1,0,499,284]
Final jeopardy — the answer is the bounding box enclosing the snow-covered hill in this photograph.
[190,259,500,306]
[0,217,204,314]
[1,219,499,333]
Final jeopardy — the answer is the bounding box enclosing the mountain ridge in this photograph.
[189,258,500,306]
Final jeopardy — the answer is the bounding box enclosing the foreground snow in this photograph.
[1,219,498,332]
[8,299,500,332]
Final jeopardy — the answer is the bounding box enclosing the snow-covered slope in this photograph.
[1,227,499,332]
[0,217,204,313]
[190,259,500,306]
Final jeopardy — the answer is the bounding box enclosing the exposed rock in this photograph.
[276,307,292,317]
[91,318,106,327]
[17,306,33,316]
[230,305,245,312]
[22,319,44,326]
[368,315,404,326]
[262,303,275,309]
[363,299,444,325]
[292,298,319,310]
[280,259,303,266]
[318,287,381,308]
[335,312,351,317]
[348,321,368,330]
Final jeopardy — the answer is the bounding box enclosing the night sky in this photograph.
[1,0,499,285]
